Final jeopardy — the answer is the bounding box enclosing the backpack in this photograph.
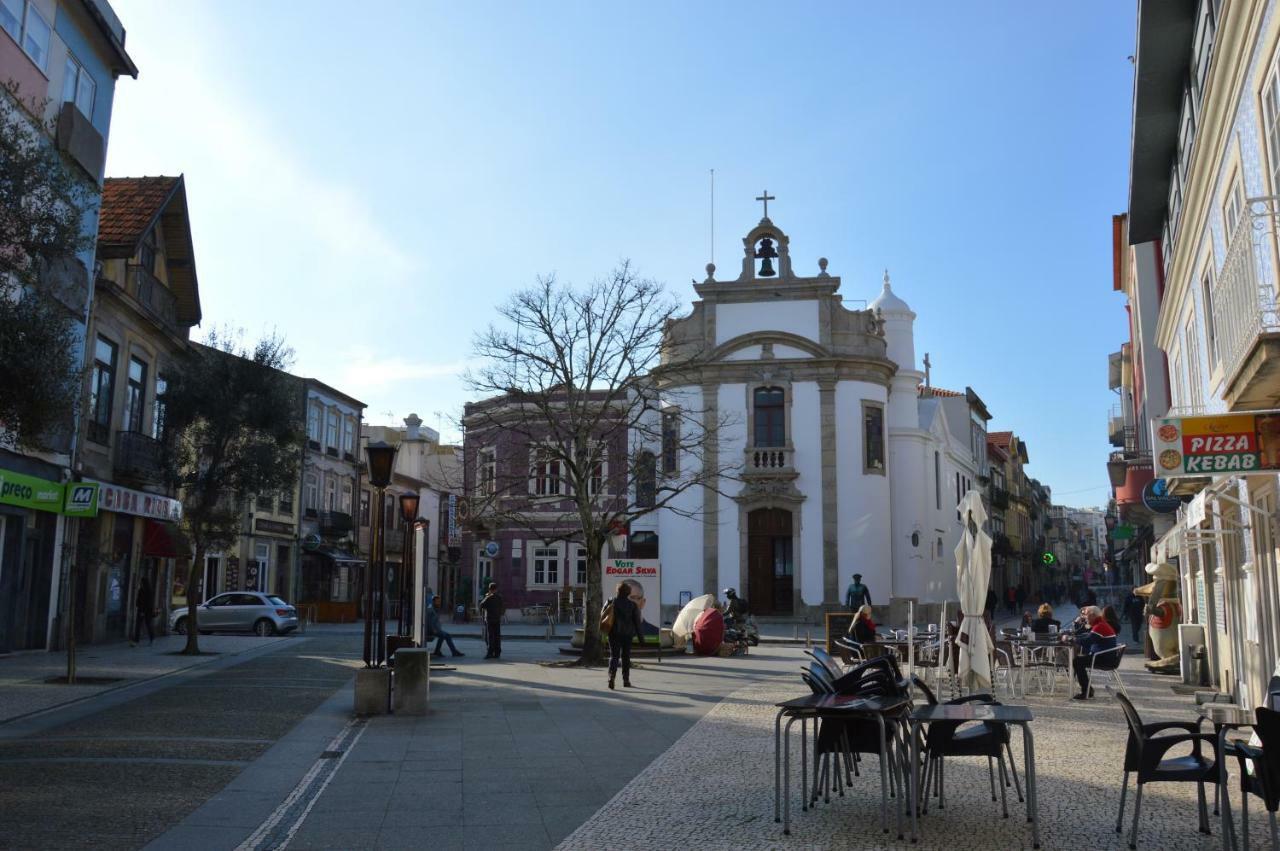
[600,600,615,635]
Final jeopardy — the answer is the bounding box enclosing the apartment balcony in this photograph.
[743,446,795,477]
[319,510,354,538]
[1107,405,1126,447]
[128,265,180,334]
[1214,199,1280,410]
[114,431,163,485]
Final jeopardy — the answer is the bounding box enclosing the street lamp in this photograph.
[363,440,398,667]
[398,491,420,638]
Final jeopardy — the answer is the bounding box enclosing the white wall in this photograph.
[655,385,706,604]
[716,384,747,596]
[716,300,820,345]
[792,382,824,605]
[835,381,892,606]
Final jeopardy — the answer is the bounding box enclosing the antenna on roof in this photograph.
[709,168,715,266]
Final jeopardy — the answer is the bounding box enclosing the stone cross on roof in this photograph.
[755,190,775,219]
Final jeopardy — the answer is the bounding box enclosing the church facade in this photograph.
[636,212,990,619]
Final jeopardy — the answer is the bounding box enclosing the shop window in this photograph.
[630,531,659,559]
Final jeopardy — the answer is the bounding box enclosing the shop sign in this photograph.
[63,481,99,517]
[256,518,294,536]
[0,468,64,513]
[1111,524,1135,541]
[447,494,461,546]
[92,480,182,521]
[1152,411,1280,478]
[1141,478,1185,514]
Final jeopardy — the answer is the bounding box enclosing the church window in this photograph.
[635,451,657,508]
[753,387,786,447]
[934,452,941,510]
[661,411,679,473]
[862,402,885,474]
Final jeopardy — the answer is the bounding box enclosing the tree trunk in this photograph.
[183,546,203,655]
[581,539,605,665]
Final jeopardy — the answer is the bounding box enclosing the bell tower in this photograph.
[737,190,794,281]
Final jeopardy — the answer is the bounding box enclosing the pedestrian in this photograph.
[1124,591,1146,643]
[479,582,504,659]
[131,576,154,647]
[1015,585,1026,612]
[1006,586,1017,614]
[605,581,646,689]
[425,595,464,658]
[984,586,998,619]
[845,573,871,610]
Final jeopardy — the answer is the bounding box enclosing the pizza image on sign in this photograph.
[1157,424,1179,443]
[1158,449,1182,471]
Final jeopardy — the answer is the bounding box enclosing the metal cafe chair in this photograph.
[1085,644,1129,698]
[1226,705,1280,850]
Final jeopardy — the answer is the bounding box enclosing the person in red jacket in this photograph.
[1071,606,1118,700]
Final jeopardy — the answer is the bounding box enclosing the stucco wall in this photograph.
[715,300,819,346]
[835,381,892,605]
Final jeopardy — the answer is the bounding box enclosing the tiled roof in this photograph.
[987,440,1009,462]
[988,430,1014,449]
[918,386,964,398]
[98,177,180,250]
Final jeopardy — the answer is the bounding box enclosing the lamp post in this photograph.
[363,441,398,667]
[398,491,420,638]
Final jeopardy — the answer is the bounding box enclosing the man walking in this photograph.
[1124,591,1146,643]
[425,595,464,658]
[131,576,154,647]
[845,574,871,611]
[479,582,504,659]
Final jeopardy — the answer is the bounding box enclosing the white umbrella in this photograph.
[672,593,717,639]
[955,489,993,691]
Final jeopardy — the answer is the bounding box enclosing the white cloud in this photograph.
[334,348,468,392]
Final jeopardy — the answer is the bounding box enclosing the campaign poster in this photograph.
[603,559,661,637]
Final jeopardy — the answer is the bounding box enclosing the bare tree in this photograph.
[464,262,734,665]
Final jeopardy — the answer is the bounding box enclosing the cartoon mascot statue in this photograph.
[1136,561,1181,674]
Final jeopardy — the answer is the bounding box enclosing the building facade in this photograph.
[1126,0,1280,707]
[0,0,136,653]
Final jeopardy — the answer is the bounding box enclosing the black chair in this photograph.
[1267,674,1280,711]
[1115,692,1219,849]
[1226,705,1280,849]
[911,675,1021,817]
[806,647,844,680]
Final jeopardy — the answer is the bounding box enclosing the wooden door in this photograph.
[748,508,793,615]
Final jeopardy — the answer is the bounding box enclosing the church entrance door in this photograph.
[747,508,793,616]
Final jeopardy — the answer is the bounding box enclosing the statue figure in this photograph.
[1135,561,1181,674]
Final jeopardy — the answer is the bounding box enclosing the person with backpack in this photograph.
[602,581,645,690]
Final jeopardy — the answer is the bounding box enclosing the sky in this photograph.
[104,1,1135,507]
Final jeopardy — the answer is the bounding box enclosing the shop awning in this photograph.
[142,520,188,558]
[309,547,365,566]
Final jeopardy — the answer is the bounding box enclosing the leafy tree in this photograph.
[465,262,731,665]
[0,86,95,450]
[162,330,302,654]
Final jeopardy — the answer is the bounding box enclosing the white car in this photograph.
[171,592,299,636]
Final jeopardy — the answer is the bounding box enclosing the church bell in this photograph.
[755,237,778,277]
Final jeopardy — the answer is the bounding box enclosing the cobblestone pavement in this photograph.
[557,653,1271,851]
[0,633,292,724]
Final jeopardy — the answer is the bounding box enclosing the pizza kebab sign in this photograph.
[1152,411,1280,478]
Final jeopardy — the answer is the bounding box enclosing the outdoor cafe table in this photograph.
[774,693,912,837]
[909,702,1040,848]
[1198,703,1254,849]
[1009,637,1073,698]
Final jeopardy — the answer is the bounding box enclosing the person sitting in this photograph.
[1101,604,1122,636]
[425,596,465,658]
[1020,611,1033,630]
[847,604,877,644]
[1071,606,1118,700]
[1029,603,1060,634]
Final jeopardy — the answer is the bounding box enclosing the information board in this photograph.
[825,611,855,654]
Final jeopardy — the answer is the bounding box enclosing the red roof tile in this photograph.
[98,177,180,250]
[988,430,1013,449]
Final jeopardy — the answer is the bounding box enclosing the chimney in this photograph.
[404,413,422,440]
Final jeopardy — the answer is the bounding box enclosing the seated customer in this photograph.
[847,604,877,644]
[1071,606,1118,700]
[426,595,465,658]
[1029,603,1060,634]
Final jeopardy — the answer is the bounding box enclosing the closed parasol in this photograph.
[955,489,993,691]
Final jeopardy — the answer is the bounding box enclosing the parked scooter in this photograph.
[721,588,760,647]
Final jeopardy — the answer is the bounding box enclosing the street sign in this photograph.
[1112,524,1135,541]
[1142,477,1185,514]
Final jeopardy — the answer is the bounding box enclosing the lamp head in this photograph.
[365,441,398,488]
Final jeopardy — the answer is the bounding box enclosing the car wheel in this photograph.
[254,619,277,637]
[174,617,187,635]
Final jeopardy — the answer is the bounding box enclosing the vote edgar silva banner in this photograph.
[603,559,661,638]
[1151,411,1280,478]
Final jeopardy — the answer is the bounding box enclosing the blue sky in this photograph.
[104,1,1134,506]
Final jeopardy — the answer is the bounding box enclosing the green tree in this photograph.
[162,330,302,654]
[0,87,95,450]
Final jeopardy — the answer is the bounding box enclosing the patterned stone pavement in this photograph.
[557,654,1273,851]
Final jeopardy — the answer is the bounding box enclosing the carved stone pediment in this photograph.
[733,475,806,508]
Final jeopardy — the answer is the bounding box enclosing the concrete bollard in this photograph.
[393,648,431,715]
[355,668,391,716]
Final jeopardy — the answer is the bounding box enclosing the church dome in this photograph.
[869,270,914,317]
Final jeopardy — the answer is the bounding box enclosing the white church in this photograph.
[638,205,990,619]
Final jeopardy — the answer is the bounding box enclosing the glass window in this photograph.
[307,402,321,442]
[635,451,656,508]
[21,2,50,70]
[934,451,941,510]
[630,531,659,559]
[151,375,167,440]
[1223,175,1244,244]
[588,456,604,497]
[530,446,561,496]
[279,487,293,514]
[532,546,559,586]
[326,410,339,448]
[89,337,118,437]
[341,480,353,514]
[661,410,679,474]
[1202,271,1218,367]
[304,473,318,512]
[1267,74,1280,195]
[62,54,96,119]
[863,402,885,473]
[574,546,588,586]
[478,449,496,496]
[343,416,355,453]
[359,491,370,526]
[753,387,785,447]
[325,476,336,510]
[125,357,147,433]
[256,493,274,513]
[0,0,20,41]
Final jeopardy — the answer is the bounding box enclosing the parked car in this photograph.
[170,592,299,637]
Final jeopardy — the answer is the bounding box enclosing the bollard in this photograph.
[355,668,391,716]
[393,648,430,715]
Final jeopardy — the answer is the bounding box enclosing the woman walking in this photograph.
[605,581,645,690]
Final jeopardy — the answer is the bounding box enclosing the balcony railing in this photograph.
[319,510,354,537]
[1213,199,1280,392]
[114,430,163,484]
[128,265,179,332]
[744,446,794,475]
